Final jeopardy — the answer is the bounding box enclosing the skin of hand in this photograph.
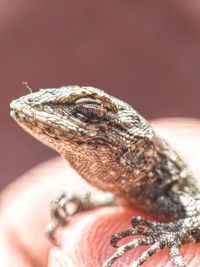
[1,119,200,267]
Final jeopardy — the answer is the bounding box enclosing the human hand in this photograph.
[1,119,200,267]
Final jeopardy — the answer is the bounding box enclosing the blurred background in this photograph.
[1,1,200,190]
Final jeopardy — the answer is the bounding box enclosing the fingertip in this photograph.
[52,207,200,267]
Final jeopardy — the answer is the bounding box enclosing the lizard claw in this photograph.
[46,191,115,243]
[45,191,86,242]
[110,226,146,248]
[102,215,200,267]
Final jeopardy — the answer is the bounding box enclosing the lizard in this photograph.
[10,85,200,267]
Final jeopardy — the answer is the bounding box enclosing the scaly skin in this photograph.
[10,86,200,266]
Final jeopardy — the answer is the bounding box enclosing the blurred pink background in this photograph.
[1,1,200,189]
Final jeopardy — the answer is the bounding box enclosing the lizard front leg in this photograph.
[103,215,200,267]
[46,191,115,243]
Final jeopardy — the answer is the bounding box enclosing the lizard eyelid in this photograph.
[73,101,107,122]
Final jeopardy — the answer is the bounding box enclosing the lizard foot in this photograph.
[45,191,115,243]
[45,191,90,243]
[103,215,200,267]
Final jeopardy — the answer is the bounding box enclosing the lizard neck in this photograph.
[61,135,159,198]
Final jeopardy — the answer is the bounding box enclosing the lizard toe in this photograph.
[103,215,200,267]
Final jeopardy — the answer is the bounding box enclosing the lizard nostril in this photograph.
[26,97,34,103]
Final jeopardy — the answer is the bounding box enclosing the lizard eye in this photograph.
[72,98,107,122]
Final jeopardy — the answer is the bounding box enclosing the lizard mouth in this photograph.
[10,98,33,122]
[10,98,46,141]
[10,96,43,125]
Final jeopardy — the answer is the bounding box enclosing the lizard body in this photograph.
[10,86,200,266]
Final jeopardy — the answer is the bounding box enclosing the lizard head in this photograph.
[10,86,156,195]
